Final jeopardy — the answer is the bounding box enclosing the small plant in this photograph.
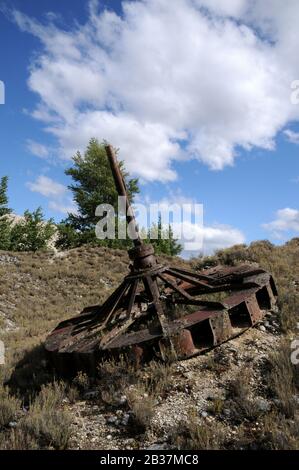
[0,387,21,428]
[267,341,298,418]
[226,370,261,423]
[127,383,155,433]
[251,412,299,450]
[170,408,225,450]
[207,397,225,416]
[142,361,173,397]
[19,382,72,450]
[73,371,90,392]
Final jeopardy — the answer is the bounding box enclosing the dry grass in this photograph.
[0,387,21,428]
[0,240,298,448]
[0,381,72,449]
[267,341,299,418]
[96,356,173,434]
[225,369,261,423]
[171,408,225,450]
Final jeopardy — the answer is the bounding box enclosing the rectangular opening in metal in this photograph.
[189,319,214,350]
[256,286,271,310]
[229,302,251,328]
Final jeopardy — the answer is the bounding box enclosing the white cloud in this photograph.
[136,191,245,256]
[26,175,77,216]
[194,0,248,17]
[263,208,299,238]
[26,139,49,158]
[284,129,299,145]
[13,0,299,181]
[48,200,77,215]
[26,175,66,197]
[175,221,245,257]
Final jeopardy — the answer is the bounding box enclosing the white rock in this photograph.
[106,415,118,425]
[256,398,271,412]
[8,421,17,428]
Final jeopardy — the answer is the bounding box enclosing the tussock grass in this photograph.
[0,240,298,448]
[171,408,225,450]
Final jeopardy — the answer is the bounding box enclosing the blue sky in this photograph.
[0,0,299,255]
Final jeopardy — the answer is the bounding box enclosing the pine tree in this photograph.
[147,215,182,256]
[60,138,139,247]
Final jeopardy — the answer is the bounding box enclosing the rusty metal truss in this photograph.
[45,145,277,373]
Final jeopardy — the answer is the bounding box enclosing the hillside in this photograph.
[0,240,298,449]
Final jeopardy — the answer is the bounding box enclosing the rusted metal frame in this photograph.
[144,275,171,337]
[184,281,260,296]
[173,297,226,309]
[100,279,140,348]
[101,309,144,350]
[158,273,225,309]
[61,329,101,354]
[106,307,233,350]
[168,266,213,282]
[245,295,264,325]
[105,144,141,246]
[95,279,131,329]
[208,311,233,345]
[126,278,139,317]
[73,279,130,334]
[125,264,167,280]
[165,268,213,289]
[221,287,259,308]
[158,273,197,300]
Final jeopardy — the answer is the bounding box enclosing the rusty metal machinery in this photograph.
[45,145,278,373]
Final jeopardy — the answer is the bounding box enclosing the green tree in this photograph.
[10,208,56,252]
[0,176,12,250]
[60,138,139,247]
[55,222,81,250]
[146,216,182,256]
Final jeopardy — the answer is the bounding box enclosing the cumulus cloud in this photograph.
[284,129,299,145]
[12,0,299,181]
[26,175,78,215]
[26,175,66,197]
[263,208,299,238]
[173,221,245,257]
[136,192,245,256]
[48,200,77,215]
[26,139,49,158]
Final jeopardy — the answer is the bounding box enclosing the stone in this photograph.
[121,413,131,426]
[201,411,208,418]
[8,421,17,428]
[256,398,271,412]
[118,395,127,405]
[84,390,99,399]
[106,415,118,425]
[146,443,169,450]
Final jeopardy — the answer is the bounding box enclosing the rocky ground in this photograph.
[0,240,298,450]
[67,320,281,450]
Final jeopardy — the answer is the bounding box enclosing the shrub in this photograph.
[0,387,21,428]
[10,208,56,252]
[170,408,225,450]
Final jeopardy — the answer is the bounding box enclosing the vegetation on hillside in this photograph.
[0,239,298,449]
[1,139,183,256]
[0,176,55,252]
